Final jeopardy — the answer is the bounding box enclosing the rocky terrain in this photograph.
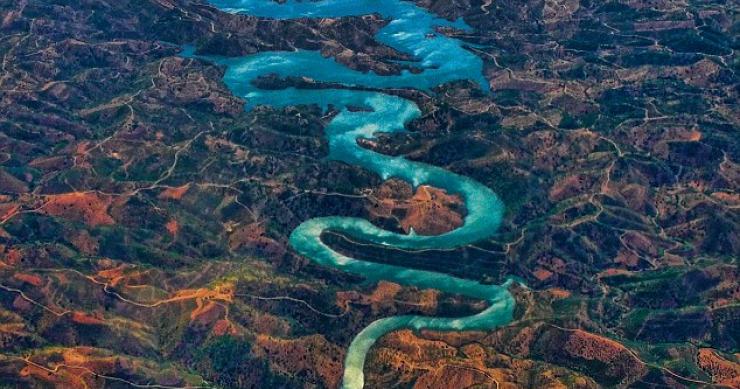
[1,0,738,388]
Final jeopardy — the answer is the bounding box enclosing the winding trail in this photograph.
[196,1,516,388]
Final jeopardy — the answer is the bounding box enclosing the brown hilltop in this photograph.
[336,280,441,316]
[157,184,191,201]
[16,347,200,388]
[41,192,115,227]
[366,328,599,389]
[527,326,647,385]
[697,348,740,388]
[369,179,466,235]
[13,273,44,287]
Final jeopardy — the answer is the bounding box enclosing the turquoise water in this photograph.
[196,1,515,388]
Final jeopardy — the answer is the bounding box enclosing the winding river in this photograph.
[199,1,516,388]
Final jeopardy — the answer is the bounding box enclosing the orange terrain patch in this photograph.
[562,329,646,378]
[697,348,740,387]
[402,185,465,235]
[687,130,702,141]
[190,300,223,324]
[546,288,571,299]
[71,311,106,326]
[4,248,24,266]
[370,180,466,235]
[41,192,114,226]
[212,319,239,336]
[165,219,179,236]
[13,272,44,287]
[19,347,120,388]
[158,184,190,200]
[369,329,502,389]
[533,268,554,281]
[0,202,21,223]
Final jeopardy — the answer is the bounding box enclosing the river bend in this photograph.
[198,1,516,387]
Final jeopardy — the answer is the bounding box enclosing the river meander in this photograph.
[197,1,516,388]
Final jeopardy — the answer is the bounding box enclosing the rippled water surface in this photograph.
[197,1,515,388]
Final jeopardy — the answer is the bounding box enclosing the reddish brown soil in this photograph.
[369,179,465,235]
[697,348,740,388]
[41,192,114,227]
